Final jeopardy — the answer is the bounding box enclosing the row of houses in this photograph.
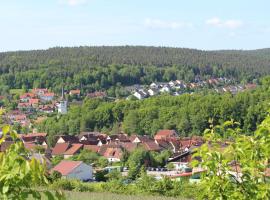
[0,129,203,162]
[131,79,256,100]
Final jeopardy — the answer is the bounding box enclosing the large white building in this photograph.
[57,100,67,114]
[51,160,93,181]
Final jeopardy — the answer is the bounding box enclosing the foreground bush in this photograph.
[51,176,201,199]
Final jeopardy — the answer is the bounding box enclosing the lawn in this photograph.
[64,192,187,200]
[9,89,24,95]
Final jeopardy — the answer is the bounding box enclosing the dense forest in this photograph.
[0,46,270,96]
[38,78,270,146]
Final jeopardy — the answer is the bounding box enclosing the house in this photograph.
[130,135,153,144]
[245,83,256,90]
[29,98,39,104]
[69,89,81,96]
[19,133,47,147]
[38,104,55,113]
[150,82,159,89]
[141,141,161,152]
[160,85,171,93]
[14,114,27,124]
[30,153,52,169]
[172,92,180,96]
[169,81,176,87]
[40,92,55,102]
[155,138,181,153]
[98,144,123,162]
[18,102,33,111]
[51,143,71,156]
[87,91,106,98]
[148,88,159,96]
[133,90,148,100]
[154,130,178,140]
[106,133,130,143]
[63,143,83,158]
[56,135,79,144]
[20,93,36,102]
[51,160,93,181]
[121,142,137,152]
[32,88,48,96]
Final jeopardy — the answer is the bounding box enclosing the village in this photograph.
[0,128,209,182]
[0,78,263,185]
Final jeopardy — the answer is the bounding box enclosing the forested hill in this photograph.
[1,46,270,70]
[0,46,269,92]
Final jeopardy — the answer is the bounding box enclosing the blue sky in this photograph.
[1,0,270,51]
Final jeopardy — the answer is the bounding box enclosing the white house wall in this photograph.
[66,163,93,181]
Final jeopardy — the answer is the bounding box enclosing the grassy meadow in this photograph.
[64,192,187,200]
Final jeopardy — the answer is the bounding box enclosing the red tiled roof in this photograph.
[103,147,123,159]
[52,160,83,176]
[15,114,27,120]
[52,143,70,155]
[156,129,177,136]
[69,90,80,95]
[121,142,137,152]
[29,99,39,104]
[84,145,100,153]
[64,143,83,155]
[42,92,55,97]
[24,142,38,150]
[142,141,161,151]
[18,102,31,107]
[20,133,47,138]
[20,93,35,99]
[87,91,106,98]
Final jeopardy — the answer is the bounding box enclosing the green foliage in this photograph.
[193,117,270,199]
[166,163,175,171]
[52,174,201,199]
[39,86,269,139]
[150,150,172,167]
[95,170,108,182]
[97,157,109,168]
[105,170,122,181]
[127,148,151,179]
[49,171,62,182]
[0,125,63,200]
[69,149,100,166]
[51,155,64,167]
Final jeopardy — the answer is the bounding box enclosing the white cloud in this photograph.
[59,0,89,6]
[206,17,243,29]
[144,18,193,30]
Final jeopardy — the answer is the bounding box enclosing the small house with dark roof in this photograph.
[56,135,79,144]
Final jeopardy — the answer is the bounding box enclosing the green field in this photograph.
[64,192,187,200]
[9,89,24,95]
